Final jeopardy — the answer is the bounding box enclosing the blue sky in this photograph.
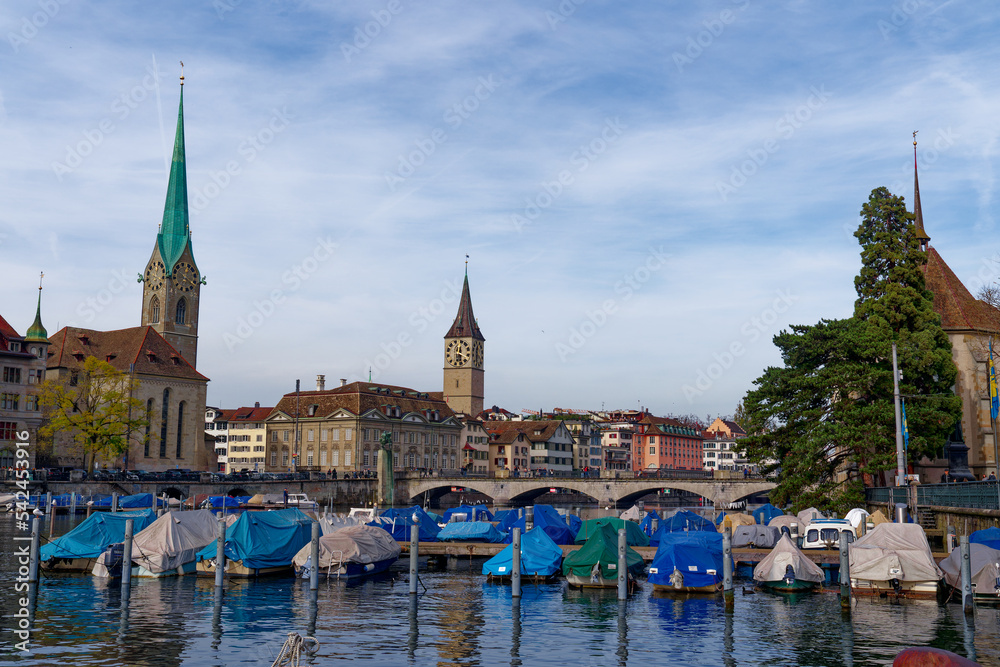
[2,1,999,420]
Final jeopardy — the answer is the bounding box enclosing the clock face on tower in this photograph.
[471,340,484,368]
[173,262,199,292]
[446,340,471,367]
[145,260,166,291]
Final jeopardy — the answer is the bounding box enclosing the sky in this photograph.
[2,1,999,421]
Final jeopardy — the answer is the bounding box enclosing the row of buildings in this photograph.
[2,80,998,484]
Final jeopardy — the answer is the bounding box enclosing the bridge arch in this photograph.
[160,486,184,500]
[508,486,602,505]
[227,487,250,497]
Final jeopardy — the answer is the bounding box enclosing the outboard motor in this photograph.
[670,567,685,589]
[783,564,796,587]
[103,543,125,578]
[889,578,903,595]
[780,526,791,539]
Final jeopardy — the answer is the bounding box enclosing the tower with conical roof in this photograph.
[913,131,931,252]
[140,67,202,367]
[443,264,485,416]
[25,273,48,345]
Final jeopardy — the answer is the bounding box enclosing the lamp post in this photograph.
[893,342,905,486]
[293,379,300,473]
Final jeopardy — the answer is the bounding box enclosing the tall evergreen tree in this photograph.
[742,187,960,512]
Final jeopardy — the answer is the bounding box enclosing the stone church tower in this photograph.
[140,74,202,368]
[443,268,485,416]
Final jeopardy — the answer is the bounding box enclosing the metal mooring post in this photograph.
[409,518,419,595]
[512,527,522,599]
[617,528,627,601]
[839,531,851,611]
[723,527,734,612]
[960,535,974,615]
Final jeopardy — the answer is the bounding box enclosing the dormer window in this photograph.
[308,404,318,417]
[146,350,157,362]
[77,334,90,345]
[72,352,84,361]
[106,354,116,362]
[170,354,181,365]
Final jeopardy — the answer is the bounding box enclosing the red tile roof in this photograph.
[483,420,563,444]
[923,247,1000,334]
[271,381,456,420]
[220,406,273,422]
[0,313,21,340]
[46,326,209,381]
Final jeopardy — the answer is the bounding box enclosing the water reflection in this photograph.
[511,598,521,667]
[408,594,418,664]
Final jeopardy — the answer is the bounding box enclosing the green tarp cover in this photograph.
[574,517,650,547]
[563,522,645,580]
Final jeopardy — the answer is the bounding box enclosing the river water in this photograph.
[2,513,999,666]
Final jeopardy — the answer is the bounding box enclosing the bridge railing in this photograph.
[398,469,718,481]
[866,481,999,511]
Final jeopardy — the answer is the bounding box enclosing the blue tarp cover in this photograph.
[40,509,156,561]
[374,506,441,542]
[206,495,251,508]
[483,526,563,577]
[50,493,85,507]
[647,532,729,589]
[442,505,494,523]
[437,521,505,543]
[752,503,784,525]
[971,527,1000,550]
[503,505,576,545]
[639,511,660,536]
[493,509,521,533]
[91,493,156,508]
[196,508,314,569]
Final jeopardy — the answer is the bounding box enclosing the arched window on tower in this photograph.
[150,296,160,324]
[159,388,170,458]
[176,298,186,325]
[144,398,153,458]
[176,400,185,459]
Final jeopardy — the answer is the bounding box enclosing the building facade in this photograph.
[0,290,49,470]
[484,420,575,473]
[702,417,749,471]
[631,413,703,471]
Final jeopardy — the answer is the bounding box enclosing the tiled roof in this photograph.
[220,406,273,422]
[923,247,1000,334]
[445,274,485,341]
[0,313,21,341]
[483,420,562,444]
[722,420,746,436]
[270,381,456,420]
[46,326,209,381]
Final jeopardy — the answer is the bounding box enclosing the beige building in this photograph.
[702,418,749,471]
[0,290,49,469]
[459,417,490,473]
[484,420,575,473]
[209,405,271,473]
[264,380,463,473]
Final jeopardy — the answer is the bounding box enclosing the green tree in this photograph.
[741,187,960,513]
[38,356,148,475]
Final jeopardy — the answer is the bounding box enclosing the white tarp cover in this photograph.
[733,525,780,548]
[753,534,825,584]
[768,515,801,531]
[939,543,1000,596]
[132,510,222,573]
[619,505,642,522]
[796,508,822,527]
[849,523,943,583]
[844,508,870,528]
[319,515,367,535]
[293,524,401,569]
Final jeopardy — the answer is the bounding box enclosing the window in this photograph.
[307,429,314,442]
[176,298,186,325]
[25,395,39,411]
[271,431,278,442]
[0,394,19,410]
[144,398,153,457]
[0,421,17,440]
[345,451,351,466]
[320,450,327,466]
[270,451,277,466]
[363,450,370,466]
[332,450,339,466]
[176,400,185,458]
[332,428,339,440]
[159,388,170,457]
[3,367,21,383]
[282,452,289,466]
[307,453,313,466]
[150,296,160,324]
[256,434,262,442]
[28,369,43,384]
[283,430,289,442]
[345,428,352,440]
[321,428,328,441]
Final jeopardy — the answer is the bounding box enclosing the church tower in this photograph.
[140,69,202,367]
[443,267,485,416]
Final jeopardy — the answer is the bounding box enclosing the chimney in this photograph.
[316,374,326,391]
[340,378,347,387]
[254,401,260,408]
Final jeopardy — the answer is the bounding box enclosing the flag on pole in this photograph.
[989,339,999,421]
[901,397,910,457]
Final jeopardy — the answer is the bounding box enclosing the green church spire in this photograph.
[25,272,47,342]
[157,69,194,274]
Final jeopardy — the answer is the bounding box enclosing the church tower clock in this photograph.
[140,71,202,368]
[444,268,485,416]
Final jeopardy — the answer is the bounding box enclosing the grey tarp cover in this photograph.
[849,523,943,582]
[768,515,801,531]
[292,524,401,569]
[796,507,823,527]
[753,534,825,584]
[131,510,222,573]
[619,505,642,522]
[319,515,367,535]
[732,525,780,548]
[939,543,1000,597]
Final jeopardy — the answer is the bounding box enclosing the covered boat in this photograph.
[483,526,563,581]
[575,517,649,547]
[849,523,943,600]
[801,519,856,550]
[639,511,661,536]
[844,508,870,528]
[563,522,645,588]
[719,512,756,533]
[648,532,728,594]
[40,509,156,572]
[91,493,157,509]
[437,521,506,543]
[292,524,400,580]
[373,506,441,542]
[493,509,521,531]
[751,503,784,526]
[768,515,802,533]
[796,507,823,526]
[753,534,825,592]
[94,509,222,577]
[619,504,643,522]
[970,527,1000,550]
[732,525,780,549]
[202,495,250,509]
[503,505,576,546]
[442,504,494,523]
[939,543,1000,604]
[196,508,314,577]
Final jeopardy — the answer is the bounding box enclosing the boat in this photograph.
[751,503,784,525]
[574,517,649,547]
[503,504,577,545]
[753,534,825,593]
[371,506,441,542]
[40,509,157,572]
[292,524,400,580]
[939,542,1000,605]
[716,512,756,533]
[849,523,943,600]
[801,518,856,550]
[970,527,1000,550]
[648,531,728,594]
[92,509,224,578]
[483,526,563,582]
[732,525,780,549]
[195,508,315,577]
[563,522,645,588]
[437,521,506,543]
[441,504,494,523]
[347,507,378,521]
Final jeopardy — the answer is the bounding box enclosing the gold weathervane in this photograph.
[913,129,918,147]
[38,272,44,291]
[180,60,184,86]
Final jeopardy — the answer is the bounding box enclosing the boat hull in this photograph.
[41,557,97,573]
[134,560,198,578]
[196,559,292,578]
[295,556,398,580]
[652,581,723,595]
[851,578,940,600]
[758,579,819,594]
[566,573,620,589]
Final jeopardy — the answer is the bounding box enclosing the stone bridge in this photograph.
[399,476,775,508]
